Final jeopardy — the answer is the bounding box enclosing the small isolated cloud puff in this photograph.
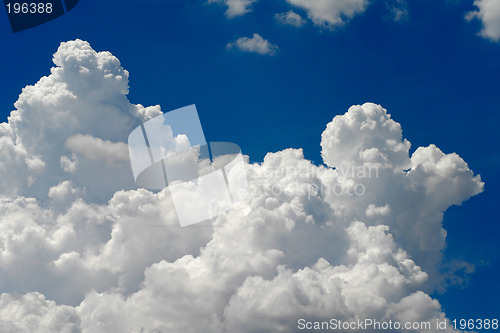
[227,33,279,55]
[0,40,485,332]
[466,0,500,42]
[207,0,258,17]
[48,180,81,200]
[366,203,391,217]
[287,0,369,28]
[275,11,307,27]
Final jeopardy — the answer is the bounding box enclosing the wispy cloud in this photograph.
[275,10,306,27]
[386,0,409,22]
[207,0,259,17]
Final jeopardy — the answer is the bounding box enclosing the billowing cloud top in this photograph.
[0,40,484,332]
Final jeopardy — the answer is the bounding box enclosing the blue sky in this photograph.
[1,0,499,325]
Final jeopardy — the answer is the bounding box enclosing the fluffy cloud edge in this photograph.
[466,0,500,42]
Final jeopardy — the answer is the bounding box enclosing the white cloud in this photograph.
[287,0,369,28]
[366,203,391,217]
[0,293,80,332]
[222,222,429,332]
[0,40,485,332]
[207,0,259,17]
[386,0,409,22]
[25,155,46,171]
[60,154,78,173]
[48,180,81,200]
[65,134,129,164]
[227,33,279,55]
[3,39,161,200]
[275,11,307,27]
[211,0,408,32]
[466,0,500,42]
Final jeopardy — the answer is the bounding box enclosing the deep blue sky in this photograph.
[1,0,499,322]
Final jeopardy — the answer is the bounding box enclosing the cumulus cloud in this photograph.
[227,33,279,55]
[287,0,369,28]
[0,40,484,332]
[2,39,161,200]
[65,134,129,164]
[275,11,307,27]
[0,293,80,332]
[466,0,500,42]
[207,0,259,17]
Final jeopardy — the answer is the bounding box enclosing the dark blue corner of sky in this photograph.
[0,0,499,323]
